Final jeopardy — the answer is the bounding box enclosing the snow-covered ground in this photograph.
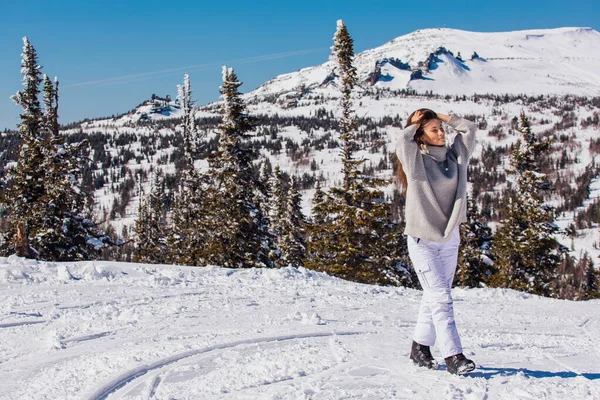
[1,256,598,399]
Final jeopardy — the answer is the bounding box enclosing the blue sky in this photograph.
[1,0,599,130]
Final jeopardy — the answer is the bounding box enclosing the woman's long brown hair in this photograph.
[396,108,438,193]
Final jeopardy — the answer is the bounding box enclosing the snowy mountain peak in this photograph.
[71,27,600,129]
[249,26,600,99]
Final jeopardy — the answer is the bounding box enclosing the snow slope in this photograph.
[250,27,600,98]
[1,256,598,399]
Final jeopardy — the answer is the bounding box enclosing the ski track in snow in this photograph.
[89,331,363,400]
[0,259,599,400]
[0,320,45,329]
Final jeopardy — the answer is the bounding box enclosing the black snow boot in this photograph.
[410,341,438,370]
[444,353,476,375]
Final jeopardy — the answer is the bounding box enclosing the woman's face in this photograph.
[420,119,445,146]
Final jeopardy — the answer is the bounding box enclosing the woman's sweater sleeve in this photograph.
[447,116,478,156]
[395,125,418,168]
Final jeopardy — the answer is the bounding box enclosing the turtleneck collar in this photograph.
[423,144,448,162]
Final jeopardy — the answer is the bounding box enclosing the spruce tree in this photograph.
[36,134,111,261]
[42,75,59,136]
[2,39,111,260]
[305,180,331,265]
[310,180,327,226]
[492,111,567,297]
[582,253,599,299]
[256,161,278,264]
[305,20,408,285]
[168,74,207,265]
[455,198,494,288]
[35,76,110,260]
[278,175,306,267]
[134,191,153,263]
[2,37,46,257]
[134,172,168,264]
[201,66,271,268]
[268,166,288,243]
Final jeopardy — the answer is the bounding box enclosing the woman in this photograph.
[395,108,477,375]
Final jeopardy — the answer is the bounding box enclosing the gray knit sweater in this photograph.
[395,116,478,242]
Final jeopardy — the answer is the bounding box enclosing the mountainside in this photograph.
[72,27,600,130]
[3,27,600,266]
[251,27,600,98]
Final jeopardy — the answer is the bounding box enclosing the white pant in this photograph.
[407,227,463,358]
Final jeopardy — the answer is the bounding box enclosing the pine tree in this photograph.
[201,66,271,268]
[256,161,278,264]
[134,190,153,262]
[168,74,207,265]
[492,111,567,297]
[179,74,197,173]
[332,20,361,198]
[1,39,111,260]
[455,198,494,288]
[268,166,288,242]
[43,75,59,136]
[36,135,111,261]
[134,172,168,264]
[582,253,599,299]
[305,180,331,268]
[310,180,327,225]
[305,20,409,285]
[34,75,110,260]
[1,37,46,257]
[278,175,306,267]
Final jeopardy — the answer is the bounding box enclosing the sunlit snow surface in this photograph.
[1,256,598,399]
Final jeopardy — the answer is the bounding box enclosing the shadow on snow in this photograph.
[470,366,600,380]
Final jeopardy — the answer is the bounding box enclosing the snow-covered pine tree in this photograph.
[180,74,197,173]
[35,75,111,260]
[256,161,277,264]
[305,180,332,266]
[310,180,327,226]
[278,175,306,267]
[43,75,59,136]
[134,172,168,264]
[1,37,46,258]
[455,197,494,287]
[492,111,567,297]
[168,74,207,265]
[581,252,599,299]
[258,161,274,220]
[332,20,361,198]
[1,39,111,260]
[268,166,288,243]
[134,190,152,262]
[201,66,271,268]
[305,20,408,285]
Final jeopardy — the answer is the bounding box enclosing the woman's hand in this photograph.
[408,110,451,125]
[410,110,424,125]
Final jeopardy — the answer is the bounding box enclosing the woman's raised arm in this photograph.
[446,115,478,156]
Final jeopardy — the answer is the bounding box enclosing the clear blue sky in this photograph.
[1,0,599,130]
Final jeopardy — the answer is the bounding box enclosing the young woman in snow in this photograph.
[395,108,477,375]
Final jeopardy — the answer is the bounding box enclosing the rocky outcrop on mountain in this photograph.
[367,58,411,85]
